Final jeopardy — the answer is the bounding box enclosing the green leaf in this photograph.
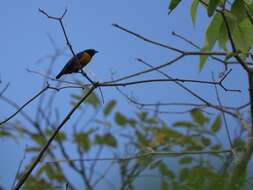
[233,138,245,149]
[138,111,148,121]
[224,51,238,61]
[24,176,54,190]
[103,100,116,116]
[208,0,220,17]
[211,115,222,133]
[0,130,14,139]
[71,90,100,109]
[128,119,137,127]
[173,121,196,128]
[180,168,189,182]
[218,12,237,50]
[191,0,199,25]
[31,134,46,145]
[168,0,182,15]
[191,109,209,126]
[85,91,100,109]
[159,162,175,179]
[115,112,127,126]
[200,13,222,70]
[149,160,162,169]
[136,131,149,146]
[74,132,90,151]
[201,136,211,146]
[94,133,117,147]
[211,144,222,150]
[55,131,67,142]
[25,146,41,153]
[231,0,247,22]
[179,156,193,164]
[161,180,169,190]
[42,164,65,182]
[233,18,253,52]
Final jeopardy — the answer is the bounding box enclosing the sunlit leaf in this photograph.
[74,132,90,151]
[191,0,199,25]
[173,121,196,128]
[24,176,55,190]
[233,18,253,52]
[208,0,220,17]
[191,109,209,126]
[218,12,237,50]
[211,115,222,133]
[200,13,222,70]
[94,133,117,147]
[155,130,166,144]
[31,134,46,145]
[0,130,15,139]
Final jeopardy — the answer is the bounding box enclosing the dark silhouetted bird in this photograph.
[56,49,98,79]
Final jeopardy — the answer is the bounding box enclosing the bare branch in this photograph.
[112,24,227,56]
[137,58,239,118]
[14,86,96,190]
[0,82,9,97]
[212,73,233,148]
[45,149,233,164]
[0,84,50,126]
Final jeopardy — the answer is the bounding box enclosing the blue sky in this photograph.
[0,0,248,189]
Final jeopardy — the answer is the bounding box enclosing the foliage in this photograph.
[1,0,253,189]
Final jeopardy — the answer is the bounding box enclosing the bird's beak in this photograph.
[95,50,99,53]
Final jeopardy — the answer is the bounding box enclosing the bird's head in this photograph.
[85,49,98,57]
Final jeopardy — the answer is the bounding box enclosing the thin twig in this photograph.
[212,73,233,148]
[112,24,227,56]
[45,149,232,164]
[0,82,9,97]
[0,84,50,126]
[138,59,238,118]
[11,146,27,190]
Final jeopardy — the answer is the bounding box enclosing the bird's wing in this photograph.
[59,51,85,74]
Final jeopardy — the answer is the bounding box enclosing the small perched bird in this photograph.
[56,49,98,79]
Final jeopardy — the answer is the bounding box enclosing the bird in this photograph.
[56,49,98,79]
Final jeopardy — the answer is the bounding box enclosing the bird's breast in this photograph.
[79,52,91,66]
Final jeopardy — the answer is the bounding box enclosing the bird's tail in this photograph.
[56,72,62,79]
